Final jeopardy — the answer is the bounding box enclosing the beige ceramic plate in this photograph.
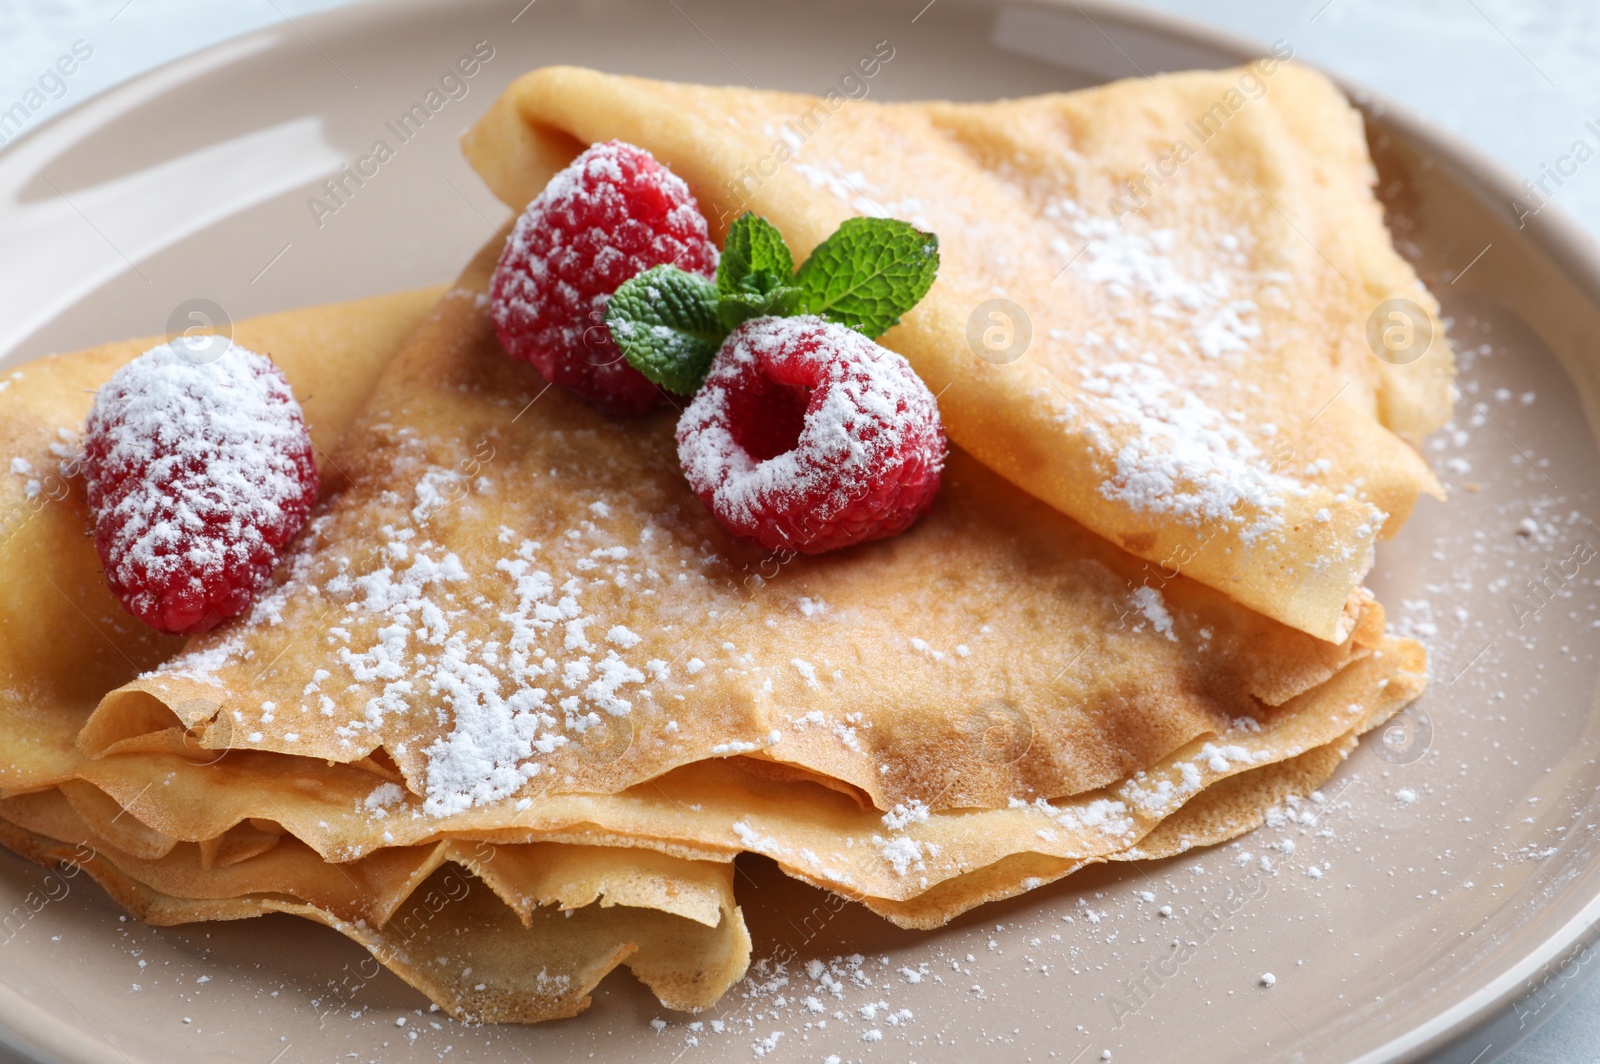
[4,1,1600,1061]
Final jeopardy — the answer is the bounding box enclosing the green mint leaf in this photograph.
[605,265,725,395]
[718,282,804,331]
[794,218,940,338]
[716,214,803,330]
[717,213,795,296]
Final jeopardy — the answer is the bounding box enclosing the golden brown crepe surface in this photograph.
[46,633,1421,932]
[0,793,750,1022]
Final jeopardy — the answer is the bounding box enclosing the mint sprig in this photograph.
[605,265,723,395]
[606,212,939,395]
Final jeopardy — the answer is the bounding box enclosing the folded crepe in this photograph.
[83,240,1400,811]
[64,633,1421,927]
[68,239,1425,927]
[463,62,1453,641]
[0,289,751,1021]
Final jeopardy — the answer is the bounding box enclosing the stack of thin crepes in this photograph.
[0,61,1446,1022]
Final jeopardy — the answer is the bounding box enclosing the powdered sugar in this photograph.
[1060,205,1261,361]
[1009,794,1137,843]
[363,782,406,815]
[325,537,470,740]
[876,835,929,876]
[1081,361,1305,541]
[1129,586,1176,641]
[789,159,933,230]
[7,456,40,499]
[413,530,654,815]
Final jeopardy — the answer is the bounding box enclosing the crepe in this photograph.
[0,279,1425,1021]
[0,792,749,1022]
[52,239,1427,925]
[0,289,752,1020]
[462,63,1453,641]
[82,240,1395,826]
[58,633,1422,927]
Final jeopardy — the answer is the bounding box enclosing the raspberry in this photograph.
[490,140,718,416]
[83,341,319,635]
[676,316,946,553]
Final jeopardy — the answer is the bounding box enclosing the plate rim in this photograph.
[3,1,1600,1061]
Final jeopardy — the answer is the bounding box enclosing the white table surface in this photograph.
[1,1,1596,1061]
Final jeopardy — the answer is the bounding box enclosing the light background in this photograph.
[0,1,1596,1061]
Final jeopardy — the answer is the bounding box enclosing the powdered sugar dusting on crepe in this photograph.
[326,516,660,817]
[789,158,933,230]
[1053,202,1262,361]
[1082,361,1306,541]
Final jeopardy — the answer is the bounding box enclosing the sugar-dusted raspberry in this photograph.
[83,341,319,635]
[676,316,946,553]
[490,139,719,416]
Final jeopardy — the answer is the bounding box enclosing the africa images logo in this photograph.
[0,40,93,148]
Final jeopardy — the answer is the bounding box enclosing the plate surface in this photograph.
[3,1,1600,1062]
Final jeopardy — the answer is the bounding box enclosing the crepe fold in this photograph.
[462,63,1452,641]
[0,290,751,1021]
[0,287,448,797]
[0,792,750,1022]
[57,631,1422,928]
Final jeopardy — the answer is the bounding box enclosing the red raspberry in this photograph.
[677,316,946,553]
[490,140,718,417]
[83,341,319,635]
